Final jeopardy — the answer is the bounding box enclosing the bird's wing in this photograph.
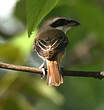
[34,29,69,60]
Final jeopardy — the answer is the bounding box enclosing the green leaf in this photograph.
[26,0,59,37]
[14,0,26,24]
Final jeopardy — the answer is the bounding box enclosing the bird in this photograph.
[34,16,80,86]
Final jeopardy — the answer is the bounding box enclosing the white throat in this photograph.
[55,26,71,33]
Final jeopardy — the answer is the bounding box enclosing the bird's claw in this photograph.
[39,62,47,79]
[41,67,46,79]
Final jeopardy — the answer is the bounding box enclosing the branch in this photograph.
[0,62,104,79]
[0,62,42,74]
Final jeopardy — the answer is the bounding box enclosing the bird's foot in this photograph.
[39,62,47,79]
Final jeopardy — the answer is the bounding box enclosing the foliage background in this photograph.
[0,0,104,110]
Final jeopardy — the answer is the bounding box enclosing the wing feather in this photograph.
[34,29,69,60]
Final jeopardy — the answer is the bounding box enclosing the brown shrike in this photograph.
[34,17,80,86]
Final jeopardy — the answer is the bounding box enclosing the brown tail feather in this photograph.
[47,61,63,86]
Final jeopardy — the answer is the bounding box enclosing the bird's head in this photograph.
[43,16,80,33]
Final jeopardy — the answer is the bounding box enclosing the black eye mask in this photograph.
[50,19,80,27]
[50,19,70,27]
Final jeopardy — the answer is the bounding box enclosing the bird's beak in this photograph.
[68,20,80,27]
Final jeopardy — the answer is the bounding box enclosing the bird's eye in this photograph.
[50,19,69,27]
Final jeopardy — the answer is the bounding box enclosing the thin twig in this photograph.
[0,62,42,74]
[0,62,104,79]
